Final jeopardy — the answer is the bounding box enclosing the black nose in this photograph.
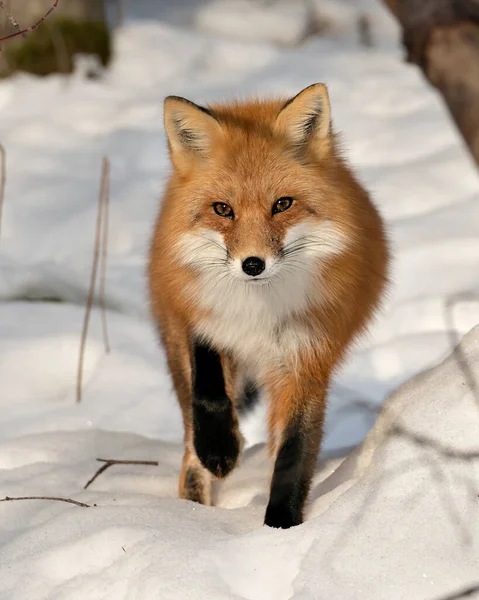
[242,256,265,277]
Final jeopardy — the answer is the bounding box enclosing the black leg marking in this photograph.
[192,340,240,478]
[237,380,259,415]
[264,421,310,529]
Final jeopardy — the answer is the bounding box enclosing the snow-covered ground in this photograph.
[1,1,479,598]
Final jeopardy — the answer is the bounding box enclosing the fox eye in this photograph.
[213,202,234,219]
[272,197,293,215]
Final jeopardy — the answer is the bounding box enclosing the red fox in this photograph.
[148,83,390,529]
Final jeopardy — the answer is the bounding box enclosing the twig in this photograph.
[84,458,159,489]
[99,158,110,353]
[0,144,5,240]
[76,158,109,403]
[0,0,59,45]
[0,495,89,508]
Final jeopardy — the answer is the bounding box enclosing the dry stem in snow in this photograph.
[99,158,110,353]
[0,495,89,508]
[76,157,110,403]
[84,458,159,490]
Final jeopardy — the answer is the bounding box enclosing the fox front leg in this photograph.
[158,323,214,505]
[192,339,242,478]
[264,364,328,529]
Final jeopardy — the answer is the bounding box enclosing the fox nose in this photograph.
[242,256,265,277]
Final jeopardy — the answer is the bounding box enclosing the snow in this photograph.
[0,0,479,597]
[2,322,479,599]
[196,0,311,47]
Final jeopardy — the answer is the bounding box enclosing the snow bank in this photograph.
[2,322,479,599]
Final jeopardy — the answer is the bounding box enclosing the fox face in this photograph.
[163,85,353,326]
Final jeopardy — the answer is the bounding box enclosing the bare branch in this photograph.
[0,0,59,45]
[0,495,89,508]
[0,144,5,240]
[76,157,109,403]
[84,458,159,489]
[99,158,110,353]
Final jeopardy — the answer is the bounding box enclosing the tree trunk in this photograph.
[0,0,110,77]
[382,0,479,168]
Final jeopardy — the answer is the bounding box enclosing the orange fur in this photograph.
[148,83,390,527]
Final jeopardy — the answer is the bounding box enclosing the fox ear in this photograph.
[275,83,331,155]
[163,96,222,168]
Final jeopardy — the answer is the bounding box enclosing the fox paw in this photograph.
[193,404,241,478]
[264,502,303,529]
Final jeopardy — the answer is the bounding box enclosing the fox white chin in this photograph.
[175,221,349,365]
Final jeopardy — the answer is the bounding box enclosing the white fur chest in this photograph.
[192,278,314,371]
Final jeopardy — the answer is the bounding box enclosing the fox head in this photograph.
[162,84,358,314]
